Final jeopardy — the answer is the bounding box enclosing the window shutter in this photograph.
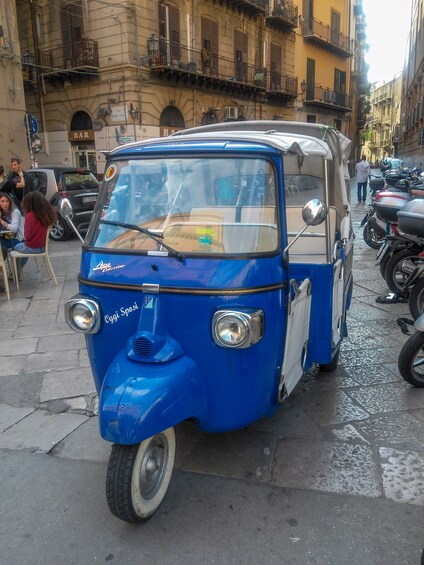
[169,5,180,60]
[234,30,248,82]
[270,43,282,90]
[201,17,218,75]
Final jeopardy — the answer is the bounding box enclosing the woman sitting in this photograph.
[12,192,57,280]
[0,192,24,261]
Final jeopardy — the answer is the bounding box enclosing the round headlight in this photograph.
[214,313,249,348]
[65,298,100,333]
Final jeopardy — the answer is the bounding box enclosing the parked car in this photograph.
[26,168,99,241]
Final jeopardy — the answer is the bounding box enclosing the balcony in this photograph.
[302,19,353,58]
[227,0,268,15]
[304,85,352,111]
[40,38,99,80]
[266,1,298,31]
[147,38,267,98]
[268,72,298,103]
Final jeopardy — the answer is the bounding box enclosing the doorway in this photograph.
[73,145,96,173]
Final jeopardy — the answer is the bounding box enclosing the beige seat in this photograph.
[10,226,58,290]
[0,250,11,300]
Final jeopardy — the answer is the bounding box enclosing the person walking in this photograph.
[355,154,370,204]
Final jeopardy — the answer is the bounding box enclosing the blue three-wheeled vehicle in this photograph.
[64,121,354,522]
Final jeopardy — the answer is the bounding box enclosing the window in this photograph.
[60,0,83,66]
[306,114,316,123]
[201,18,218,75]
[270,43,282,91]
[331,10,341,46]
[306,58,315,99]
[234,30,248,82]
[158,2,180,62]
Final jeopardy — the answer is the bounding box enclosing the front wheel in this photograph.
[106,427,176,523]
[398,331,424,387]
[384,249,420,298]
[362,223,384,249]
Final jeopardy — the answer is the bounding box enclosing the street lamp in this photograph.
[22,51,35,81]
[147,34,160,66]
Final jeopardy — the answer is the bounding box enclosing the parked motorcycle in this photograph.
[398,313,424,387]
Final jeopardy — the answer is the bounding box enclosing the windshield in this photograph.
[60,171,99,191]
[88,157,279,255]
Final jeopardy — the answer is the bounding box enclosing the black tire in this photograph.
[49,216,72,241]
[319,347,340,372]
[362,224,384,249]
[384,249,420,298]
[408,276,424,320]
[106,427,176,523]
[379,251,392,280]
[398,331,424,387]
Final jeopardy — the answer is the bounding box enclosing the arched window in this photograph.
[70,111,93,131]
[160,106,185,128]
[201,111,218,125]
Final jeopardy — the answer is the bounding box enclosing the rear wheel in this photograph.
[319,347,340,372]
[409,277,424,320]
[384,249,420,298]
[49,216,72,241]
[398,331,424,387]
[106,427,176,523]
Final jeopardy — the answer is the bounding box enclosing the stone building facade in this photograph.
[4,0,357,175]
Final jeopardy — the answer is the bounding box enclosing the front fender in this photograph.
[99,350,208,444]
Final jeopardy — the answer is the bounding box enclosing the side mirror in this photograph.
[302,199,328,226]
[59,198,84,243]
[283,199,328,264]
[59,197,73,219]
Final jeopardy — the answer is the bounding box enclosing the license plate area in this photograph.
[82,195,97,204]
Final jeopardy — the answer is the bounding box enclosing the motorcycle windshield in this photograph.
[87,157,280,256]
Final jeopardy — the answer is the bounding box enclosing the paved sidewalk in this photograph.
[1,194,424,563]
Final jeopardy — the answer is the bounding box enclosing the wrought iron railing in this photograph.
[268,0,298,26]
[305,85,352,109]
[148,38,298,96]
[302,18,353,55]
[40,38,99,72]
[148,39,268,88]
[269,72,297,96]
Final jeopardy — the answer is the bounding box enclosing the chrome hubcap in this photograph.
[138,435,168,499]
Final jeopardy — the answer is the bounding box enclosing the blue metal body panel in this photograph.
[80,251,286,442]
[72,138,352,445]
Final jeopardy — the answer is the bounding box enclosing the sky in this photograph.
[362,0,413,84]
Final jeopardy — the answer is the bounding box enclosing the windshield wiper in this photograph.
[99,219,185,262]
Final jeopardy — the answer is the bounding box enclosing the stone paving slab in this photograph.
[380,447,424,505]
[180,429,276,483]
[52,416,111,462]
[0,404,34,433]
[0,356,25,376]
[0,338,38,357]
[0,410,88,452]
[37,333,85,353]
[40,366,96,403]
[272,438,381,498]
[23,349,79,373]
